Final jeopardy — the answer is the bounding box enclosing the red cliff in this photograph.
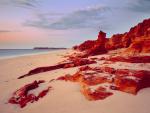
[74,18,150,56]
[86,31,108,55]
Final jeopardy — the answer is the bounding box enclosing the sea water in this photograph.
[0,49,64,59]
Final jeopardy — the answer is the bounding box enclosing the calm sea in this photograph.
[0,49,64,59]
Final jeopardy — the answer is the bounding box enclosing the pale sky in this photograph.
[0,0,150,49]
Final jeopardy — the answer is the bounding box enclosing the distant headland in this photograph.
[33,47,67,50]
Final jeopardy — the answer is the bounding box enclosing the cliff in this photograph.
[74,18,150,56]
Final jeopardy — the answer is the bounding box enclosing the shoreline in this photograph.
[0,49,68,60]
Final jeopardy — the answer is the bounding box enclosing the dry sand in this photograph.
[0,49,150,113]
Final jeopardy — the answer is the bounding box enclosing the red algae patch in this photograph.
[8,80,51,108]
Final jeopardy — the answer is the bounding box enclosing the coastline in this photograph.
[0,49,150,113]
[0,49,67,60]
[0,49,74,84]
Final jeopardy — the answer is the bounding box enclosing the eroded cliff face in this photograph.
[124,37,150,54]
[86,31,108,56]
[74,18,150,56]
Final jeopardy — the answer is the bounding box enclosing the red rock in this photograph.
[138,73,150,90]
[57,75,71,81]
[99,57,106,60]
[82,74,108,86]
[132,70,150,78]
[120,18,150,49]
[57,64,150,99]
[57,73,82,82]
[38,80,45,83]
[90,57,99,60]
[105,33,126,50]
[86,44,107,56]
[73,31,108,56]
[101,67,115,74]
[18,63,68,79]
[113,70,150,94]
[97,31,107,43]
[74,40,96,51]
[110,68,150,94]
[114,77,138,94]
[110,85,119,90]
[107,56,128,62]
[127,19,150,39]
[73,45,78,50]
[107,55,150,63]
[79,66,92,71]
[37,87,51,98]
[86,31,108,56]
[58,18,150,101]
[115,69,130,77]
[81,86,113,101]
[68,58,96,67]
[74,18,150,56]
[8,80,51,108]
[18,58,96,79]
[125,38,150,54]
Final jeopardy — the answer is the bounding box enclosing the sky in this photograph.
[0,0,150,49]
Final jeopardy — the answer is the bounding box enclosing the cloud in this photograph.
[0,30,20,33]
[0,30,12,33]
[0,0,39,8]
[127,0,150,13]
[24,5,111,30]
[13,0,38,8]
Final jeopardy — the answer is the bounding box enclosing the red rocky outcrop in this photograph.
[57,72,113,101]
[74,31,108,56]
[81,85,113,101]
[124,38,150,54]
[74,18,150,56]
[8,80,51,108]
[107,55,150,63]
[86,31,108,56]
[18,58,96,79]
[74,40,96,51]
[105,33,127,50]
[57,65,150,99]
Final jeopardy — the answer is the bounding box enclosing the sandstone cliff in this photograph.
[74,18,150,56]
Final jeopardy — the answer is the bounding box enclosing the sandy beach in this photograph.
[0,49,150,113]
[0,0,150,113]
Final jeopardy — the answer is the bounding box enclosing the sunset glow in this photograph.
[0,0,150,48]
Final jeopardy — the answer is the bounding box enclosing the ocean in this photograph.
[0,49,64,59]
